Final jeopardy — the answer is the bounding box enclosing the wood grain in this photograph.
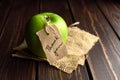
[68,0,120,80]
[39,0,73,25]
[0,0,39,80]
[0,0,120,80]
[96,0,120,38]
[0,0,14,39]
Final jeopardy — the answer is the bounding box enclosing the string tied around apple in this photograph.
[44,21,60,40]
[45,16,51,23]
[69,21,80,27]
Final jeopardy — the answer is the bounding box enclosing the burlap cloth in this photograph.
[12,23,99,74]
[52,26,99,73]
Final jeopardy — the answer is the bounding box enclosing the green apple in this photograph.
[25,12,68,58]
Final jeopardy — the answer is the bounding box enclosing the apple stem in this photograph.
[45,16,51,23]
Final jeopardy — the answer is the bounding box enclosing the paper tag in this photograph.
[36,23,68,64]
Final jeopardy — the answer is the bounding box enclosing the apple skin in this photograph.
[25,12,68,58]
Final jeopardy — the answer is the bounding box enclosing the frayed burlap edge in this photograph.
[52,26,99,74]
[12,23,99,74]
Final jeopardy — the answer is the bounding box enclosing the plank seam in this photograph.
[66,0,75,22]
[87,7,118,79]
[0,0,15,41]
[94,0,120,40]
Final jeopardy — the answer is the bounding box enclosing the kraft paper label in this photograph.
[36,23,68,64]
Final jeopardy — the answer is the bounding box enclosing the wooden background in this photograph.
[0,0,120,80]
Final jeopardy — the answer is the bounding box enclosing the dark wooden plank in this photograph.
[38,62,66,80]
[38,0,90,80]
[68,0,120,80]
[38,62,90,80]
[96,0,120,38]
[69,66,90,80]
[39,0,73,25]
[0,0,40,80]
[0,0,14,35]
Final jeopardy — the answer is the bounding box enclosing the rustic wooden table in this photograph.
[0,0,120,80]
